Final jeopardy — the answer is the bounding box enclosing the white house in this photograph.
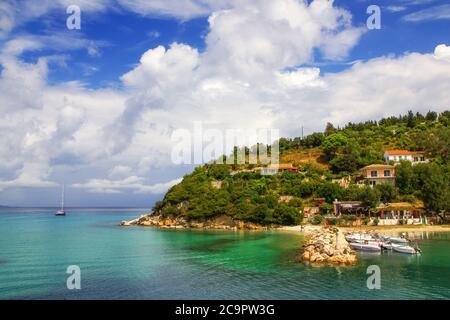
[383,150,428,165]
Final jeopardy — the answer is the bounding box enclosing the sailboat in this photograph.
[55,184,66,216]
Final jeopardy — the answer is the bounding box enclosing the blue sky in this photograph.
[11,0,450,85]
[0,0,449,207]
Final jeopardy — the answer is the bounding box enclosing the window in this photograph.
[420,157,425,161]
[384,170,391,177]
[413,157,418,162]
[371,170,377,177]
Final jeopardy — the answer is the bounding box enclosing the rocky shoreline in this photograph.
[120,214,275,230]
[121,215,358,266]
[300,227,357,265]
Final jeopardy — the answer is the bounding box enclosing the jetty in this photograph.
[301,227,357,265]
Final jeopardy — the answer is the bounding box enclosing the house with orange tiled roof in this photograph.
[259,163,298,175]
[383,149,428,165]
[360,164,396,186]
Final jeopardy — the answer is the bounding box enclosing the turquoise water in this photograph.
[0,208,449,300]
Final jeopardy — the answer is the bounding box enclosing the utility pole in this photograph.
[301,125,304,140]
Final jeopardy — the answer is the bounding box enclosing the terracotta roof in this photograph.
[385,150,423,155]
[361,164,395,170]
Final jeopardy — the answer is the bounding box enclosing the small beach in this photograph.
[339,224,450,234]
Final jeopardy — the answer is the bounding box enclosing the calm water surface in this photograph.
[0,208,449,299]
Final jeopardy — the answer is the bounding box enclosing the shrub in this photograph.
[341,214,357,221]
[362,216,370,225]
[325,217,338,225]
[313,215,323,225]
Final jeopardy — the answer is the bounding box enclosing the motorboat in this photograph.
[345,233,375,242]
[380,241,394,250]
[349,241,381,252]
[392,243,421,254]
[382,236,408,244]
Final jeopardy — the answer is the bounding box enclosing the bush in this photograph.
[313,215,323,225]
[337,214,357,226]
[375,184,397,203]
[160,205,179,218]
[325,217,338,225]
[373,217,379,226]
[362,216,370,225]
[274,203,302,225]
[341,214,357,221]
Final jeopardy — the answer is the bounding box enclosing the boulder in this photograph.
[302,251,310,261]
[300,227,357,266]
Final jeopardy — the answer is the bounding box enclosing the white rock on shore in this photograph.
[300,227,357,265]
[120,214,274,230]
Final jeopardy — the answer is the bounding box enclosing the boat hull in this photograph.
[349,242,381,252]
[55,210,66,216]
[392,244,419,254]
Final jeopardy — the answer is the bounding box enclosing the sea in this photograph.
[0,208,449,299]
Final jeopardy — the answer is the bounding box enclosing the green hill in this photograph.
[153,110,450,226]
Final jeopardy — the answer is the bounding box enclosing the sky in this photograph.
[0,0,449,207]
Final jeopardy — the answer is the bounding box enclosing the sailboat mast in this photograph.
[61,184,65,210]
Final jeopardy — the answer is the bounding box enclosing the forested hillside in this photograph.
[154,110,450,225]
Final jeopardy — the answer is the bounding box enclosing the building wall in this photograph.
[384,153,428,164]
[365,177,395,186]
[362,168,395,178]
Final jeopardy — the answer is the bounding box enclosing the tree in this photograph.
[207,164,231,179]
[329,141,362,173]
[325,122,336,136]
[395,161,415,194]
[317,182,345,203]
[406,110,416,128]
[419,164,450,213]
[358,186,381,208]
[302,132,324,148]
[274,203,302,225]
[375,183,397,203]
[252,204,272,223]
[322,133,348,158]
[426,111,437,121]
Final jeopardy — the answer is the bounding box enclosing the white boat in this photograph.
[346,233,375,242]
[382,236,408,244]
[381,242,394,250]
[55,184,66,216]
[349,241,381,252]
[392,243,420,254]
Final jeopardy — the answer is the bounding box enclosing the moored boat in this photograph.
[345,233,375,242]
[392,243,421,254]
[381,241,394,250]
[382,236,409,244]
[349,241,381,252]
[55,184,66,216]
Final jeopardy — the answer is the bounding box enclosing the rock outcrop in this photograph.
[300,227,357,265]
[120,214,273,230]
